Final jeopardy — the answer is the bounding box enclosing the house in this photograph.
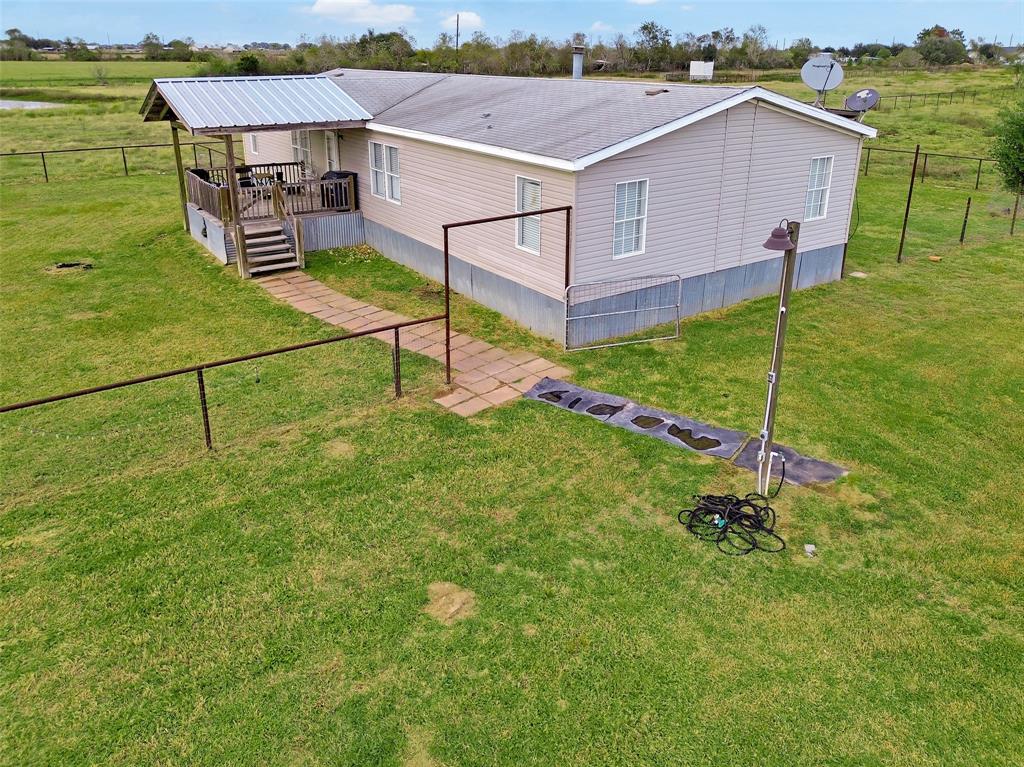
[141,67,876,344]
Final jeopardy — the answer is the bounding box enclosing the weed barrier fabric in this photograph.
[523,378,746,460]
[524,378,847,486]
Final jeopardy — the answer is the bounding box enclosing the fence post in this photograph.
[196,369,212,449]
[960,197,971,244]
[920,153,928,184]
[392,328,402,398]
[1012,191,1021,236]
[121,146,129,176]
[40,152,48,182]
[897,144,920,264]
[864,147,871,176]
[192,143,198,167]
[443,226,452,385]
[976,159,983,190]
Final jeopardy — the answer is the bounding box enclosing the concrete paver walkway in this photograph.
[255,271,570,416]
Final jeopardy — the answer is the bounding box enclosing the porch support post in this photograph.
[222,134,249,278]
[170,123,191,234]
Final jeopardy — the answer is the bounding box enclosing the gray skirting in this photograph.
[299,211,365,252]
[568,243,846,346]
[364,219,566,340]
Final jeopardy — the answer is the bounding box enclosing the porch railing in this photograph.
[187,169,355,223]
[201,161,307,186]
[185,171,227,222]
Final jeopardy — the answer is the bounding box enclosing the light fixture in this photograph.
[763,219,796,251]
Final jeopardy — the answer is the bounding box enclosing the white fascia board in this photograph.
[749,87,878,138]
[364,122,577,172]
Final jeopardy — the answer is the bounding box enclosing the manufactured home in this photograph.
[142,66,876,344]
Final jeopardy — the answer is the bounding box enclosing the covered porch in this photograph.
[141,75,371,278]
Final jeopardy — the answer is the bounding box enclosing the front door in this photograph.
[325,131,340,172]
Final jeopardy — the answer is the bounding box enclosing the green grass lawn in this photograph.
[2,67,1024,766]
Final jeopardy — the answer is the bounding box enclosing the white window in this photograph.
[804,155,834,220]
[515,176,542,254]
[369,141,401,203]
[248,133,259,155]
[291,130,311,173]
[612,179,648,258]
[325,132,339,171]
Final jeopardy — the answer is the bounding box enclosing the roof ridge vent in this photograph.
[645,88,670,96]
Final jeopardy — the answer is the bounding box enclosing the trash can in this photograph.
[320,170,357,210]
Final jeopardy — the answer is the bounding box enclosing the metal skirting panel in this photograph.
[187,204,230,264]
[567,243,845,345]
[364,219,565,340]
[300,211,365,252]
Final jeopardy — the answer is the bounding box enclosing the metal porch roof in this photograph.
[141,75,372,135]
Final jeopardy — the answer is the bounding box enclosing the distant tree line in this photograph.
[1,22,1001,71]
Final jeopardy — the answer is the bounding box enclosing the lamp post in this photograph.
[757,219,801,496]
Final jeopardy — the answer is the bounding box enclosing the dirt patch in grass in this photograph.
[424,582,476,625]
[403,725,439,767]
[324,437,356,459]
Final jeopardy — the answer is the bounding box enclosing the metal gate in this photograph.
[564,274,682,351]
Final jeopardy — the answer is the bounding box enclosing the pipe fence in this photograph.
[0,139,242,183]
[861,145,1002,191]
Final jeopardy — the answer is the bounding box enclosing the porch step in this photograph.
[246,239,290,254]
[249,261,300,274]
[248,252,296,264]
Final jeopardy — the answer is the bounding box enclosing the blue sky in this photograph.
[3,0,1022,48]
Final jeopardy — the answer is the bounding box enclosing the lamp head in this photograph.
[763,219,796,251]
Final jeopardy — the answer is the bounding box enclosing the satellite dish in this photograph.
[801,55,844,107]
[845,88,880,112]
[801,55,844,91]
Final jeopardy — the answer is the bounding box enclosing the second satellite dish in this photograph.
[845,88,880,112]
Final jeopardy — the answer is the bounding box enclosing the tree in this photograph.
[992,99,1024,193]
[893,48,922,68]
[634,21,672,71]
[140,33,163,60]
[788,37,816,67]
[917,35,968,65]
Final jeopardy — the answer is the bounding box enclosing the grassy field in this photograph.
[2,65,1023,765]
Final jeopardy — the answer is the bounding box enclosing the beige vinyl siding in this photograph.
[738,104,861,260]
[573,101,862,284]
[241,131,292,165]
[338,128,574,300]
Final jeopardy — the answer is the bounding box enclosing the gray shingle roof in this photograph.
[323,69,447,114]
[344,72,749,161]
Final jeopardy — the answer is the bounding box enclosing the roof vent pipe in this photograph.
[572,45,585,80]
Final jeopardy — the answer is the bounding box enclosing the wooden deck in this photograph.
[185,162,356,224]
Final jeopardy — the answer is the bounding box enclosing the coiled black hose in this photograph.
[678,463,786,556]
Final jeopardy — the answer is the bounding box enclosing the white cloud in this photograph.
[590,21,614,34]
[627,0,659,5]
[309,0,416,25]
[441,11,484,31]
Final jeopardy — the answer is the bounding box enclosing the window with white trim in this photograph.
[804,155,834,220]
[612,179,648,258]
[369,140,401,203]
[291,130,311,172]
[248,133,259,154]
[515,176,542,254]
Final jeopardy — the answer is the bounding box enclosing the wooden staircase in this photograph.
[240,223,301,276]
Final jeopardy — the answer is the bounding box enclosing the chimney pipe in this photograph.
[572,45,585,80]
